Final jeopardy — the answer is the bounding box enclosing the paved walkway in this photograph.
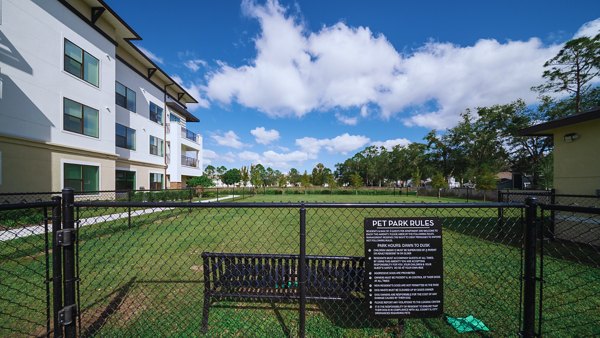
[0,195,239,242]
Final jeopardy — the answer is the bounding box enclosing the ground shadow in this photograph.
[80,278,136,338]
[316,298,393,329]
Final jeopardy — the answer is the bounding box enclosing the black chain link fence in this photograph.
[0,201,58,337]
[2,190,600,337]
[539,204,600,337]
[499,189,600,208]
[65,201,526,337]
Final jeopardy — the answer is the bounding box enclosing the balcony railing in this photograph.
[181,155,199,168]
[182,126,199,143]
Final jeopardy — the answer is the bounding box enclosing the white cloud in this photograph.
[184,59,207,72]
[371,138,411,150]
[203,149,218,159]
[263,150,308,162]
[359,105,369,118]
[296,133,370,157]
[574,18,600,38]
[205,0,568,129]
[137,46,164,64]
[202,149,217,166]
[223,152,236,163]
[335,113,358,126]
[250,127,280,144]
[237,149,308,170]
[239,151,261,162]
[211,130,245,149]
[172,75,210,109]
[263,150,309,169]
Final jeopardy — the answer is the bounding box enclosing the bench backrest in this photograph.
[202,252,364,295]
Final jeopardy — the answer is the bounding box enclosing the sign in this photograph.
[364,217,443,318]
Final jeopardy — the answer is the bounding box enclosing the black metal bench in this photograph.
[201,252,365,332]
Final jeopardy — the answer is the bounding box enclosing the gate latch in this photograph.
[58,304,77,326]
[56,229,75,246]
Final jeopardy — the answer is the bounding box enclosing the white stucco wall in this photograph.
[0,0,117,155]
[115,59,166,167]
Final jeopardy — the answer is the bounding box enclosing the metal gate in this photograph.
[537,203,600,337]
[0,196,59,337]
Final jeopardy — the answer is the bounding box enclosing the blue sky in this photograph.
[105,0,600,173]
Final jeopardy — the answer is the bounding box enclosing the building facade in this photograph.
[519,107,600,195]
[0,0,203,193]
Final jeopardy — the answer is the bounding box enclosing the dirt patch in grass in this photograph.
[114,288,149,326]
[190,264,203,273]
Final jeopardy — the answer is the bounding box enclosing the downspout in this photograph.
[164,83,175,189]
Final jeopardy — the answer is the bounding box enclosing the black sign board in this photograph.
[364,218,443,318]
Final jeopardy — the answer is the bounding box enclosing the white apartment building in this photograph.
[0,0,203,192]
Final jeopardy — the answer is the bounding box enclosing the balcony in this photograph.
[181,155,199,168]
[182,126,199,143]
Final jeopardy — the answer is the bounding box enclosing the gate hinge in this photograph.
[58,304,77,326]
[56,229,76,246]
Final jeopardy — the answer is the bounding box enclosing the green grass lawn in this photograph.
[1,194,598,337]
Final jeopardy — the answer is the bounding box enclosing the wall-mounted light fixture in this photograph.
[563,132,580,143]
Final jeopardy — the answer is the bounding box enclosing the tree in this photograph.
[221,169,241,186]
[475,167,498,191]
[350,173,363,191]
[288,168,300,186]
[430,172,448,198]
[538,153,554,190]
[533,34,600,113]
[250,164,265,187]
[203,165,216,179]
[411,168,422,195]
[216,166,227,181]
[240,166,249,186]
[186,175,215,194]
[278,174,287,188]
[311,163,326,186]
[325,171,337,188]
[300,171,311,188]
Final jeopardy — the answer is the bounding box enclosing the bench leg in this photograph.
[201,294,211,334]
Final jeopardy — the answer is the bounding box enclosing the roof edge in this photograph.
[518,106,600,136]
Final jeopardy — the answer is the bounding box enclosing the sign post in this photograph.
[364,217,443,318]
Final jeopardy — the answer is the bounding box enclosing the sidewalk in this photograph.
[0,195,239,242]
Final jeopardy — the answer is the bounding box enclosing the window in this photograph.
[169,113,182,123]
[116,82,136,111]
[149,136,163,156]
[63,98,99,137]
[150,173,163,190]
[149,102,163,125]
[64,39,99,86]
[116,123,136,150]
[116,170,135,190]
[64,163,99,192]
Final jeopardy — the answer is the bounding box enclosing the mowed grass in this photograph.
[1,194,598,337]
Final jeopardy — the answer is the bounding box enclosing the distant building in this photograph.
[519,107,600,195]
[0,0,203,192]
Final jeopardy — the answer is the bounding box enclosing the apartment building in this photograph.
[0,0,203,193]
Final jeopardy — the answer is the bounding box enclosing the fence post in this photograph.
[298,203,307,338]
[522,197,538,338]
[51,196,64,338]
[548,188,556,240]
[61,189,77,338]
[128,191,132,228]
[497,190,504,239]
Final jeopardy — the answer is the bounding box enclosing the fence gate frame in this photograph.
[51,189,78,338]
